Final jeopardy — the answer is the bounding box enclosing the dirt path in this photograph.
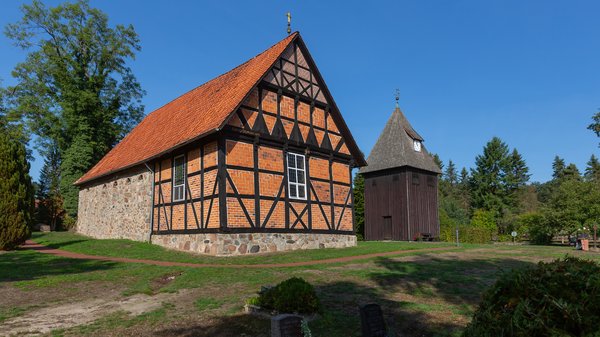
[2,291,184,336]
[22,240,458,268]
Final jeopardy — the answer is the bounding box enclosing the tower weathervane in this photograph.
[286,12,292,35]
[395,89,400,108]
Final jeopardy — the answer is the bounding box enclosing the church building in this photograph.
[360,102,441,241]
[75,32,366,255]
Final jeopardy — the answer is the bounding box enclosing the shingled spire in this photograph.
[360,106,441,175]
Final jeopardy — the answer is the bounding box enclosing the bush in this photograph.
[520,212,553,245]
[61,215,77,231]
[470,209,496,232]
[463,257,600,337]
[257,277,321,314]
[460,226,493,244]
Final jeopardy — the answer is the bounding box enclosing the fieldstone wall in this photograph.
[151,232,357,256]
[77,165,153,242]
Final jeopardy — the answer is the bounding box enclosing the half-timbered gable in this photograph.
[76,32,365,255]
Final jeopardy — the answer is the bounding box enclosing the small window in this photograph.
[412,173,420,185]
[427,176,435,187]
[413,139,422,152]
[172,155,186,201]
[287,153,307,200]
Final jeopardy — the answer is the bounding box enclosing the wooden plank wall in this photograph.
[364,168,439,241]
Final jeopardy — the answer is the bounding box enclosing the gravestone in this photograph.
[360,303,388,337]
[271,314,303,337]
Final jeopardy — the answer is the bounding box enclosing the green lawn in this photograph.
[2,232,598,337]
[30,232,458,265]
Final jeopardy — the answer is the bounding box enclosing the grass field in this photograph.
[2,232,599,337]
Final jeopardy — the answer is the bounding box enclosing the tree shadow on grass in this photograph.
[0,250,117,283]
[152,280,468,337]
[30,239,89,250]
[370,255,535,307]
[313,281,465,337]
[154,314,270,337]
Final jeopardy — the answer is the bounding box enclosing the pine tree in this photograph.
[353,173,365,238]
[506,149,530,190]
[459,168,470,186]
[552,156,566,180]
[589,110,600,146]
[584,154,600,182]
[470,137,511,217]
[562,163,581,181]
[445,160,458,186]
[433,153,444,172]
[504,149,530,208]
[0,124,34,250]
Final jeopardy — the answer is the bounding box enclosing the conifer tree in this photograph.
[470,138,529,232]
[584,154,600,182]
[470,137,511,216]
[433,153,444,172]
[562,163,581,181]
[0,123,34,250]
[445,160,458,186]
[353,173,365,238]
[459,167,470,186]
[552,156,566,180]
[504,149,530,208]
[589,110,600,146]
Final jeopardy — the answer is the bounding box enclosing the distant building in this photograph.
[75,32,366,255]
[360,106,441,240]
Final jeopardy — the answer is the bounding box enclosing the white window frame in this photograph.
[413,139,422,152]
[172,155,186,202]
[287,152,307,200]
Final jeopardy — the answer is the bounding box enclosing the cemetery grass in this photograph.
[1,234,599,336]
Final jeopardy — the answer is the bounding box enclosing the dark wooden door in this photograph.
[383,216,392,240]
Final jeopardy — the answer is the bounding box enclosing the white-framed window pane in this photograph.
[287,153,296,168]
[298,172,305,184]
[286,152,306,200]
[297,158,304,170]
[173,155,186,201]
[298,185,305,199]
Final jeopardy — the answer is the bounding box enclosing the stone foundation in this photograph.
[151,232,357,256]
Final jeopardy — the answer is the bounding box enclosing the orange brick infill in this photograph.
[21,240,458,269]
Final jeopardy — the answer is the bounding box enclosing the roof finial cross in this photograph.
[395,89,400,108]
[286,12,292,35]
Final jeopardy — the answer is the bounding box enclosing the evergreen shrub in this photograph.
[463,257,600,337]
[257,277,321,314]
[0,130,34,250]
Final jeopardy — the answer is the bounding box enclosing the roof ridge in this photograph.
[360,106,440,175]
[144,32,299,120]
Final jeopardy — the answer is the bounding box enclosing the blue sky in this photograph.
[1,0,599,183]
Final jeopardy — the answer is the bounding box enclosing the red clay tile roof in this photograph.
[76,33,298,185]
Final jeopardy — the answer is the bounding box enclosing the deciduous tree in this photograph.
[5,0,145,216]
